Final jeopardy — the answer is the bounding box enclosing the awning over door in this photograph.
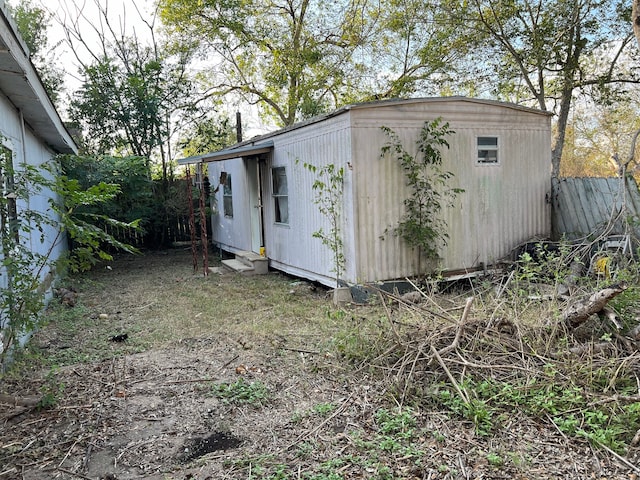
[177,140,274,165]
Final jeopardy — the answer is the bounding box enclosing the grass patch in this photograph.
[211,377,270,406]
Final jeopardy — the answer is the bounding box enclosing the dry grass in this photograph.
[2,247,640,479]
[30,248,388,367]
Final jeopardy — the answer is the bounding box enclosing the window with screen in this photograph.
[223,173,233,218]
[477,136,499,164]
[272,167,288,225]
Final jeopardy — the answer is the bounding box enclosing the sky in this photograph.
[14,0,271,138]
[35,0,155,85]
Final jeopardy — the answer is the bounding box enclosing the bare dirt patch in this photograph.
[1,249,639,479]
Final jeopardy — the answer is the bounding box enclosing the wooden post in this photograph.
[236,111,242,143]
[198,163,209,276]
[185,167,198,272]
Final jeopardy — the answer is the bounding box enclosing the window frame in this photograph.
[222,172,233,218]
[476,135,500,165]
[271,166,289,225]
[0,140,18,242]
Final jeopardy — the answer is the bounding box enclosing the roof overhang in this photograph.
[0,1,77,154]
[177,140,274,165]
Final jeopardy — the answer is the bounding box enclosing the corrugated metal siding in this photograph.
[206,98,552,286]
[551,176,640,239]
[263,115,354,285]
[350,101,551,282]
[207,160,253,253]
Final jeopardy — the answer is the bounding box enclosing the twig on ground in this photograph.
[437,297,473,357]
[282,392,356,452]
[279,346,321,355]
[431,345,469,404]
[598,443,640,475]
[56,467,93,480]
[58,438,82,468]
[161,354,240,385]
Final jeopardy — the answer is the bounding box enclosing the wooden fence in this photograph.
[551,176,640,240]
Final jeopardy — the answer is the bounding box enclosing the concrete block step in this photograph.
[235,250,269,275]
[221,258,255,274]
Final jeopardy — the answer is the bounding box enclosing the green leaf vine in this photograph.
[381,118,463,270]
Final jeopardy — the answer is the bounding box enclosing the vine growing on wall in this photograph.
[381,118,463,269]
[300,161,345,288]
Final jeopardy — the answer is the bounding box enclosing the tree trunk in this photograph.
[633,0,640,49]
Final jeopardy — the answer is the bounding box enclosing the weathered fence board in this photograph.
[552,176,640,240]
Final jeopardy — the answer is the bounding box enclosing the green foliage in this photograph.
[178,116,236,158]
[486,452,504,467]
[0,148,140,362]
[433,371,640,454]
[212,377,270,406]
[438,388,495,437]
[447,0,636,176]
[8,0,48,55]
[158,0,471,126]
[381,118,463,267]
[38,368,64,409]
[312,402,336,416]
[515,242,579,286]
[60,155,152,221]
[158,0,366,126]
[52,174,141,273]
[301,162,345,286]
[69,50,169,159]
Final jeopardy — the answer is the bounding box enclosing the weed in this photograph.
[438,388,494,436]
[374,407,416,439]
[486,452,504,467]
[312,402,336,416]
[295,442,314,459]
[433,373,640,454]
[38,368,64,409]
[211,378,269,406]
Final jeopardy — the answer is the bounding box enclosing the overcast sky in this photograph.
[28,0,270,136]
[35,0,155,83]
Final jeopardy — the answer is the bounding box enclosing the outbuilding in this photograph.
[180,97,552,287]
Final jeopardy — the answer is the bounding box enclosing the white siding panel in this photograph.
[0,93,66,281]
[264,115,353,285]
[207,160,253,253]
[205,98,551,286]
[350,101,551,282]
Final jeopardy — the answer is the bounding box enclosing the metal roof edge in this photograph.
[0,2,78,154]
[177,140,274,165]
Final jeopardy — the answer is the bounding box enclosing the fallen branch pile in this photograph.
[365,283,640,469]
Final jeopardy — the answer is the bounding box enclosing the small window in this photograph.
[272,167,288,224]
[0,145,17,241]
[477,136,499,164]
[223,173,233,218]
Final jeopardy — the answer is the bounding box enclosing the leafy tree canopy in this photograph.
[158,0,466,126]
[444,0,639,177]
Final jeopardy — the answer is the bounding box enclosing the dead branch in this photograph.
[0,393,41,407]
[281,392,356,452]
[562,282,628,328]
[431,345,469,404]
[566,342,615,356]
[437,296,474,357]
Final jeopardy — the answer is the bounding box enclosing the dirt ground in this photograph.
[1,249,639,479]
